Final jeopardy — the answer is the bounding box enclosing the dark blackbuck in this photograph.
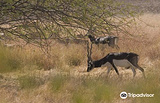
[87,52,145,78]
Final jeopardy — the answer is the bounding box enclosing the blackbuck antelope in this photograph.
[87,51,145,78]
[87,35,119,49]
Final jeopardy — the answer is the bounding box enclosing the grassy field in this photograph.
[0,3,160,103]
[0,13,160,103]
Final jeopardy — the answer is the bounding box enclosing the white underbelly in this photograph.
[113,59,131,67]
[101,59,131,68]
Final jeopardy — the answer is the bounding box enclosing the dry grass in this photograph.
[1,72,160,103]
[0,45,21,73]
[0,13,160,103]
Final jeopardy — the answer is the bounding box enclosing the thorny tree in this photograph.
[0,0,137,49]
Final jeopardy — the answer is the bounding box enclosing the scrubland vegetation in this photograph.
[0,13,160,102]
[0,0,160,103]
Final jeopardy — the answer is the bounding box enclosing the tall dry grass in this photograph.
[0,45,21,73]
